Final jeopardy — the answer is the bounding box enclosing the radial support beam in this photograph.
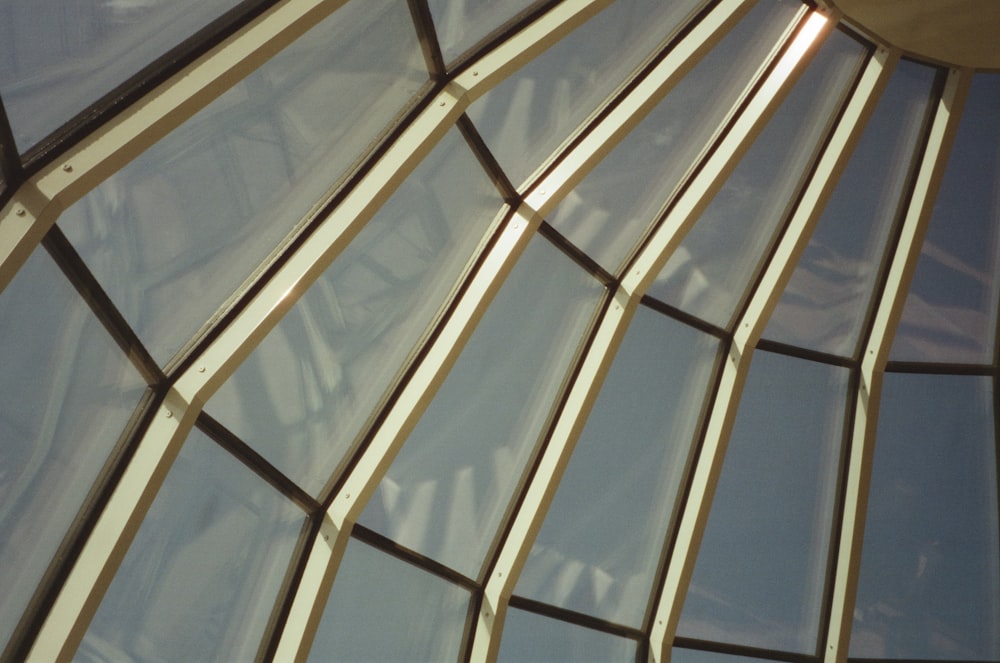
[822,66,970,663]
[266,204,540,661]
[648,46,898,663]
[467,285,635,662]
[466,7,835,660]
[622,6,833,296]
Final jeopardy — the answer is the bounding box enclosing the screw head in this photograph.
[165,410,173,418]
[14,207,26,217]
[198,365,206,373]
[62,163,73,173]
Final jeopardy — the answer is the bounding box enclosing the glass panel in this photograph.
[427,0,536,65]
[547,0,803,274]
[850,373,1000,660]
[672,647,777,663]
[651,29,866,327]
[516,305,720,626]
[0,247,146,650]
[307,538,470,663]
[77,428,305,663]
[59,0,428,364]
[360,236,605,577]
[466,0,707,187]
[208,127,502,497]
[763,60,939,357]
[892,74,1000,364]
[497,607,637,662]
[0,0,243,151]
[677,351,848,653]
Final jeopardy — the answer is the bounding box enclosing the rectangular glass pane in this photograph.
[497,607,638,662]
[548,0,803,273]
[892,74,1000,364]
[59,0,428,363]
[764,59,939,357]
[77,428,306,663]
[651,28,866,328]
[209,127,504,498]
[677,351,849,654]
[307,538,470,663]
[359,236,606,577]
[466,0,706,187]
[0,247,146,651]
[0,0,242,150]
[850,373,1000,660]
[516,305,720,626]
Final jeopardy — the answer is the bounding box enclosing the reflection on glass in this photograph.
[77,428,305,663]
[516,305,719,626]
[59,0,428,363]
[427,0,536,65]
[672,647,775,663]
[209,127,502,498]
[0,247,146,650]
[547,0,803,274]
[360,236,605,577]
[764,60,939,357]
[307,538,470,662]
[850,373,1000,660]
[678,351,848,653]
[0,0,242,151]
[497,607,637,662]
[892,74,1000,364]
[466,0,706,187]
[651,29,866,327]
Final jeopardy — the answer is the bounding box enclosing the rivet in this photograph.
[539,189,546,196]
[62,163,73,173]
[345,493,351,499]
[472,71,479,76]
[439,101,446,107]
[323,534,330,541]
[14,207,26,217]
[165,410,173,418]
[497,571,503,577]
[198,365,206,373]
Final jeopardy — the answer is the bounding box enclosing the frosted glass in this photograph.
[764,60,939,357]
[60,0,427,363]
[467,0,707,187]
[209,127,502,497]
[497,608,637,662]
[548,0,803,273]
[0,0,242,151]
[678,351,848,653]
[850,373,1000,660]
[360,236,605,577]
[651,29,866,327]
[892,74,1000,364]
[0,247,146,651]
[427,0,536,64]
[516,305,720,626]
[307,538,470,663]
[77,428,305,663]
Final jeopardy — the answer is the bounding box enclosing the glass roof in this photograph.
[0,1,998,661]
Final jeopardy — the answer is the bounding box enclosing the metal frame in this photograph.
[0,1,995,662]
